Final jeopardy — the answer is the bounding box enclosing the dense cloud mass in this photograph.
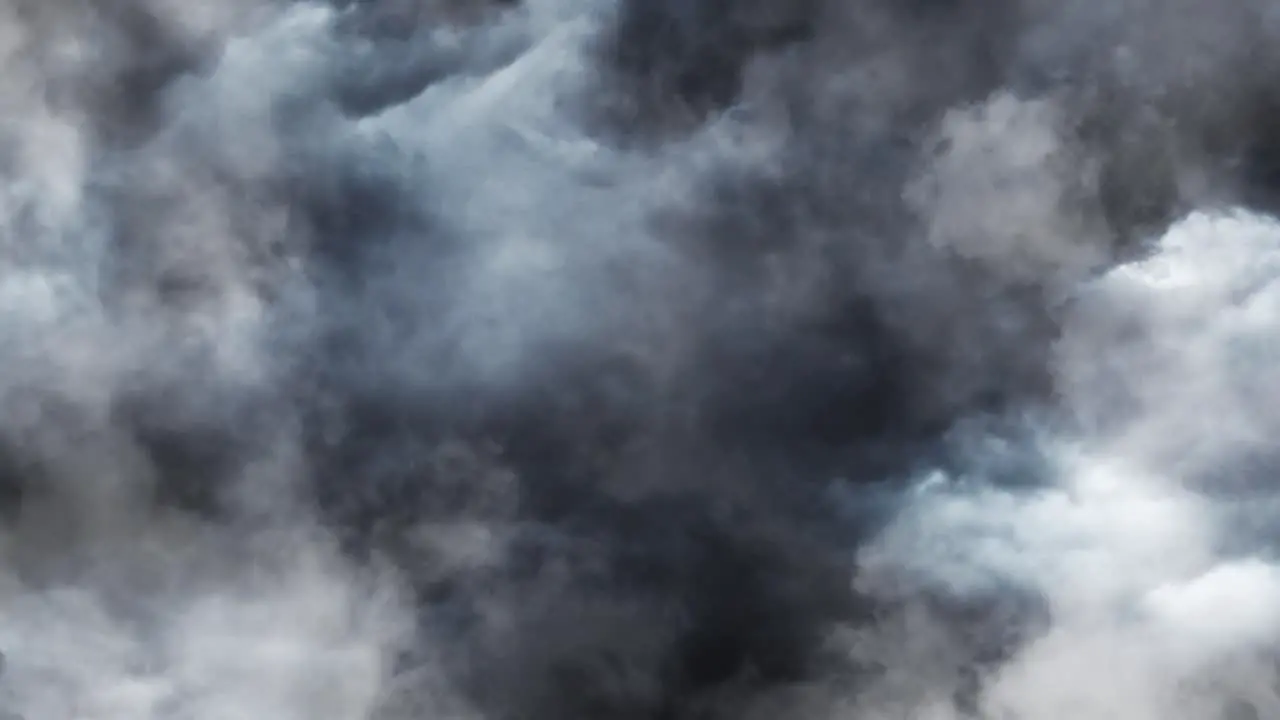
[2,0,1280,718]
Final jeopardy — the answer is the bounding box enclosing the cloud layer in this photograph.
[1,1,1280,719]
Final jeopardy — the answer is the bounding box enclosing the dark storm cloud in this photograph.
[2,1,1280,719]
